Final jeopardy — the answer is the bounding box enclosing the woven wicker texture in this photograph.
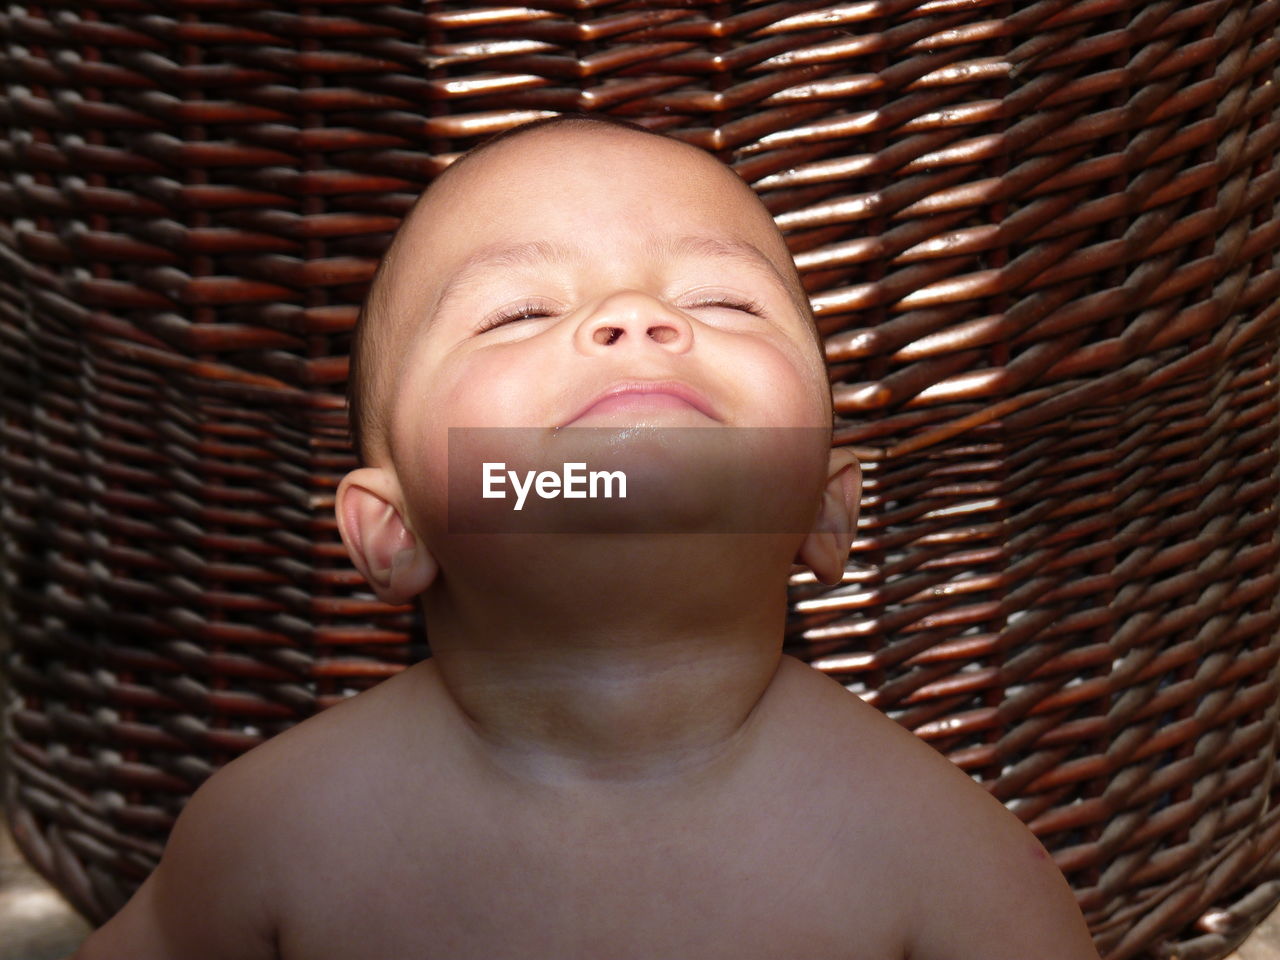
[0,2,1278,957]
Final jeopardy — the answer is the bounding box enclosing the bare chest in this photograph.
[268,658,912,960]
[275,798,904,960]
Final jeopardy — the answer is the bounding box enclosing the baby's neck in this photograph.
[423,534,792,795]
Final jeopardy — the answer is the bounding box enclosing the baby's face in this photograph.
[377,126,832,535]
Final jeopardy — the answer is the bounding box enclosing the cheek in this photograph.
[389,346,554,540]
[729,336,829,428]
[431,347,551,428]
[386,390,449,543]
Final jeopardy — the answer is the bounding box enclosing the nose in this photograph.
[575,291,694,354]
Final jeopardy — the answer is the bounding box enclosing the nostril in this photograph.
[593,326,623,346]
[647,325,679,345]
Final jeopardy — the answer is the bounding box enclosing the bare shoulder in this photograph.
[71,716,288,959]
[765,655,990,794]
[72,662,436,960]
[768,657,1099,960]
[209,659,449,867]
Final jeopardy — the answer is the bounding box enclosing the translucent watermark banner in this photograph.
[446,427,833,534]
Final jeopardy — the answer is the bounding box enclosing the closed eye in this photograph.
[688,296,766,317]
[476,301,556,334]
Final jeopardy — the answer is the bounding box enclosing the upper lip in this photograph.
[559,379,719,427]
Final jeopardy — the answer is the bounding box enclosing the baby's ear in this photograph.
[335,467,438,605]
[794,447,861,586]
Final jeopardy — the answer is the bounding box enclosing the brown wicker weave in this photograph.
[1,2,1278,958]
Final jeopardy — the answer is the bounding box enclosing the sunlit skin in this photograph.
[70,124,1101,960]
[342,124,856,792]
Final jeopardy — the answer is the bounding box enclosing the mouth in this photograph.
[559,380,719,427]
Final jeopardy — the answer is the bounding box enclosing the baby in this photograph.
[72,116,1100,959]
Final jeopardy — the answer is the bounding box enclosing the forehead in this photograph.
[395,127,793,283]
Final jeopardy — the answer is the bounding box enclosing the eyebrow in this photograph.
[428,233,800,319]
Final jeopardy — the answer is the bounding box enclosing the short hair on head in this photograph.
[346,247,395,469]
[345,112,821,467]
[454,113,679,171]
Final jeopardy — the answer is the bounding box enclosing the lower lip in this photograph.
[574,392,706,421]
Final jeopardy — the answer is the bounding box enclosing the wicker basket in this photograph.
[1,3,1279,958]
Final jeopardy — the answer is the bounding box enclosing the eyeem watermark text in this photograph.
[482,462,627,511]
